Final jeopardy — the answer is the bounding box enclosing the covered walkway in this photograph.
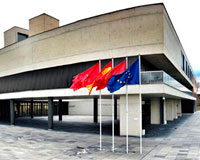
[14,115,120,135]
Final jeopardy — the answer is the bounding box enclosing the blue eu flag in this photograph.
[107,59,139,93]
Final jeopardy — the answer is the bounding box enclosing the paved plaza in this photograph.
[0,112,200,160]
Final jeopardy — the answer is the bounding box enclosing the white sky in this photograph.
[0,0,200,79]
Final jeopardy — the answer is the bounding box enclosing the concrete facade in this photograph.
[172,100,175,120]
[165,99,179,121]
[0,5,172,77]
[4,27,29,47]
[177,99,182,116]
[0,4,197,137]
[68,99,120,117]
[0,5,194,92]
[120,94,141,136]
[163,11,193,87]
[166,99,174,121]
[150,98,160,124]
[29,14,59,36]
[174,99,178,119]
[163,98,167,124]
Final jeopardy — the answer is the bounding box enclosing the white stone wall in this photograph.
[0,4,164,78]
[166,99,174,121]
[68,99,119,117]
[150,98,160,124]
[177,99,182,116]
[163,11,193,86]
[120,94,141,136]
[166,98,180,121]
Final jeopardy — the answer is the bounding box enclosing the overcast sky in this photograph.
[0,0,200,80]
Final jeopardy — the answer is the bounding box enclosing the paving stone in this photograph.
[0,113,200,159]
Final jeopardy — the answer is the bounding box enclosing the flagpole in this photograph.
[139,55,142,154]
[126,57,129,154]
[99,59,102,151]
[112,58,115,152]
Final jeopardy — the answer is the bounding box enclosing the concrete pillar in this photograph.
[166,99,173,121]
[58,99,63,121]
[159,97,167,124]
[174,100,178,119]
[30,100,34,119]
[114,97,117,120]
[10,100,15,125]
[93,98,98,123]
[150,98,160,124]
[163,98,167,124]
[120,94,141,136]
[171,99,177,120]
[48,98,54,129]
[177,99,182,117]
[171,100,175,119]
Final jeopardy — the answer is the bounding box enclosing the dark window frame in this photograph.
[181,51,184,70]
[17,32,28,42]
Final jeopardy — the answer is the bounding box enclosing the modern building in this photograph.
[0,3,197,136]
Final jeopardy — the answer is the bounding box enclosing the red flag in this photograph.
[95,60,126,90]
[70,62,100,91]
[86,61,112,95]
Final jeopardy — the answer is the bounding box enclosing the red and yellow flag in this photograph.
[86,61,112,94]
[70,62,100,91]
[95,60,126,90]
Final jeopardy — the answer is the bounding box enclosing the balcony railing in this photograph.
[141,71,192,95]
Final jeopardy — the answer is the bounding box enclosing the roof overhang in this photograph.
[142,54,193,90]
[0,84,195,101]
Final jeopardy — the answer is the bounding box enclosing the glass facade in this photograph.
[181,51,194,82]
[141,71,163,84]
[181,51,184,70]
[14,101,68,117]
[141,71,192,95]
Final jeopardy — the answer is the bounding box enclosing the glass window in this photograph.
[141,72,150,84]
[185,60,187,74]
[189,69,191,79]
[18,33,28,42]
[181,51,184,70]
[150,72,163,83]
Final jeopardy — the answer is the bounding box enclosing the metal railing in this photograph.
[141,71,192,95]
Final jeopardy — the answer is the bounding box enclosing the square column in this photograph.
[174,100,178,119]
[93,98,98,123]
[177,99,182,117]
[48,97,54,129]
[171,100,175,119]
[166,99,174,121]
[120,94,141,136]
[10,100,15,125]
[150,98,160,124]
[58,99,63,121]
[163,98,167,124]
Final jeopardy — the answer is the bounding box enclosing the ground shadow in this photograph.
[144,114,192,138]
[0,114,192,138]
[0,116,120,136]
